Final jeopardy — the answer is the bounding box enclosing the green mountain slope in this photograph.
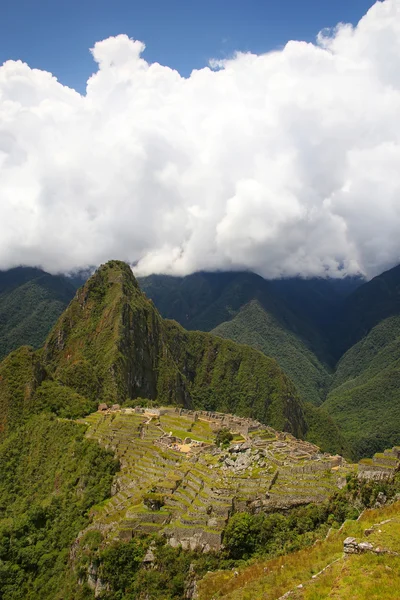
[212,299,330,406]
[0,346,44,437]
[323,315,400,459]
[0,268,76,361]
[139,272,355,406]
[197,499,400,600]
[332,263,400,358]
[0,261,308,440]
[138,272,346,364]
[0,414,117,600]
[210,300,346,453]
[163,319,305,437]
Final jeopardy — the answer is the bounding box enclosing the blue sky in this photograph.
[1,0,376,93]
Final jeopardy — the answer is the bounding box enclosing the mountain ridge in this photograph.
[0,261,310,441]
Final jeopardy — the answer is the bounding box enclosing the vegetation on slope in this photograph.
[0,346,44,437]
[38,261,307,437]
[332,263,400,358]
[68,475,400,600]
[197,488,400,600]
[139,272,363,410]
[212,300,331,406]
[302,402,349,456]
[324,315,400,459]
[0,268,76,361]
[42,260,177,406]
[163,319,305,437]
[221,473,395,561]
[0,414,118,600]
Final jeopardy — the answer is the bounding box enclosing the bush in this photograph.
[143,493,165,511]
[215,428,233,448]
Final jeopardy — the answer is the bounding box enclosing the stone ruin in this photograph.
[84,406,400,554]
[176,407,267,437]
[358,447,400,481]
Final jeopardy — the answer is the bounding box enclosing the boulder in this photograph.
[343,537,358,554]
[142,545,156,568]
[344,537,374,554]
[358,542,374,552]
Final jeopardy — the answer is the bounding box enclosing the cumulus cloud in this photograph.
[1,0,400,279]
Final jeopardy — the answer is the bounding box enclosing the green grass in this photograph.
[197,501,400,600]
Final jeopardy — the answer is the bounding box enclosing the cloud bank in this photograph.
[1,0,400,279]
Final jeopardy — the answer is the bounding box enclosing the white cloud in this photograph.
[1,1,400,279]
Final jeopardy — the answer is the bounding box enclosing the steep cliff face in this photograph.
[42,261,186,406]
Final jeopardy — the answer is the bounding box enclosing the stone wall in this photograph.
[358,446,400,481]
[176,407,263,437]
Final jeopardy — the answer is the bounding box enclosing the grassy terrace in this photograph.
[79,408,353,549]
[197,501,400,599]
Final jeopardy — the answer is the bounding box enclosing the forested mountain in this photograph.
[138,272,361,365]
[140,266,400,460]
[0,267,77,361]
[139,272,361,405]
[323,314,400,459]
[212,300,330,406]
[0,261,321,441]
[3,261,400,460]
[330,263,400,358]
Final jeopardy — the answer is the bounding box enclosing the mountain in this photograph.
[323,314,400,459]
[313,264,400,459]
[139,268,400,459]
[0,266,362,409]
[212,299,330,406]
[0,267,77,361]
[4,260,400,459]
[331,263,400,358]
[139,272,361,406]
[138,272,361,362]
[0,261,308,439]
